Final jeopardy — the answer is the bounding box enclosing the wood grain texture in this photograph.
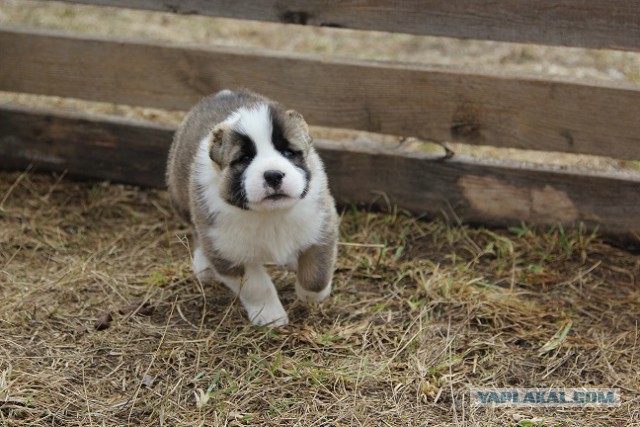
[63,0,640,51]
[1,104,638,242]
[2,27,640,160]
[0,105,174,187]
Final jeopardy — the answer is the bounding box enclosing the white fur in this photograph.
[192,244,214,283]
[216,89,234,97]
[296,279,332,303]
[193,135,223,213]
[224,103,272,142]
[208,204,325,266]
[244,152,306,208]
[216,264,289,327]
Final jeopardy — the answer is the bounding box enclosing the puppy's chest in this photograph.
[207,208,324,265]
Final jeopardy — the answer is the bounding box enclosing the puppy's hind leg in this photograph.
[295,237,338,303]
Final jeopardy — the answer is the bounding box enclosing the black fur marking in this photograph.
[299,166,311,199]
[270,110,292,153]
[230,131,256,166]
[226,167,248,210]
[270,107,311,198]
[270,107,303,159]
[225,131,257,210]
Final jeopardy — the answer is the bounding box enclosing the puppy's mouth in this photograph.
[264,193,289,201]
[251,191,298,211]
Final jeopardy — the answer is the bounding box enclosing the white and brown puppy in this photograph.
[167,89,339,327]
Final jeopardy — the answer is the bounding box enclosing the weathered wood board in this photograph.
[62,0,640,51]
[1,27,640,160]
[1,104,638,242]
[0,106,173,188]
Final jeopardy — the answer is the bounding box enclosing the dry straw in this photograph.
[1,172,638,426]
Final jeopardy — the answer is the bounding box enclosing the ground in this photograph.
[1,1,640,426]
[1,172,638,426]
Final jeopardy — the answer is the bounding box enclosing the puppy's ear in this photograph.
[208,125,226,168]
[286,109,312,145]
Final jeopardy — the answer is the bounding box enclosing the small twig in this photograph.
[337,242,385,249]
[0,398,34,409]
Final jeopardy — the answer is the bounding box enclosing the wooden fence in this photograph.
[1,1,639,243]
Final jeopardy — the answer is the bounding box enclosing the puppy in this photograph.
[167,89,339,327]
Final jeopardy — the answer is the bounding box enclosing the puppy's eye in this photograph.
[280,149,298,158]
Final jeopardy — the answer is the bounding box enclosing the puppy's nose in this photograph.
[264,170,285,188]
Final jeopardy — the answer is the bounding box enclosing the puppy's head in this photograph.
[208,103,312,211]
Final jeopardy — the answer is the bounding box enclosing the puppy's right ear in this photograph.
[208,125,226,167]
[286,110,311,143]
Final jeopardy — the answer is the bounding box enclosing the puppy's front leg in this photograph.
[194,235,288,327]
[218,264,289,327]
[295,237,337,303]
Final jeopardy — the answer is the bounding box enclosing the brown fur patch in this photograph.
[297,227,338,292]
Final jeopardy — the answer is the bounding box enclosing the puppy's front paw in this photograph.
[296,280,332,303]
[245,302,289,327]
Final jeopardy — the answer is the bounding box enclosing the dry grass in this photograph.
[1,171,638,426]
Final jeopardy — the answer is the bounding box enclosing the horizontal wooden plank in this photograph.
[62,0,640,51]
[0,106,174,188]
[1,28,640,161]
[1,104,638,243]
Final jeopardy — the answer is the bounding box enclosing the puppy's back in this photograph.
[166,90,267,222]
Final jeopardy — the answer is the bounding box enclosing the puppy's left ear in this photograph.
[286,109,312,145]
